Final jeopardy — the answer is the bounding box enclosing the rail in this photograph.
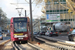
[13,42,44,50]
[35,36,75,50]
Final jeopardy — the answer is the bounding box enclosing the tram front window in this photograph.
[14,22,27,32]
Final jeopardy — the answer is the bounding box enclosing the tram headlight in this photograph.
[14,35,17,38]
[25,34,28,37]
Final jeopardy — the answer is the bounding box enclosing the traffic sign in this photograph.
[68,9,72,13]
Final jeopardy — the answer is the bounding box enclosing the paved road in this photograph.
[51,36,68,41]
[40,35,69,41]
[50,32,68,41]
[42,32,69,41]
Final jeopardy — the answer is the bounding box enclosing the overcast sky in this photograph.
[0,0,43,19]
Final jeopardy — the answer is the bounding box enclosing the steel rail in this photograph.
[35,36,75,50]
[13,42,22,50]
[13,42,44,50]
[37,35,75,47]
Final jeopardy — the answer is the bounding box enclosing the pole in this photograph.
[29,0,33,41]
[0,12,1,26]
[0,14,2,27]
[25,10,26,17]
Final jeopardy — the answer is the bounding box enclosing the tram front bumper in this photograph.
[13,37,29,41]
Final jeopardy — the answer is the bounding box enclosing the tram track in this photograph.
[38,35,75,47]
[13,42,21,50]
[35,36,75,50]
[13,41,44,50]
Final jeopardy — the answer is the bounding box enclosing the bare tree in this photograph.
[35,0,43,5]
[0,15,8,27]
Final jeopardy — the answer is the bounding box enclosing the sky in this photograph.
[0,0,43,19]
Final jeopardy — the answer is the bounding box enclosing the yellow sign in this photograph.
[68,9,72,13]
[14,33,23,35]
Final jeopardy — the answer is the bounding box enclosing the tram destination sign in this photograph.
[13,18,27,22]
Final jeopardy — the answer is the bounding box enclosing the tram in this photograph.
[10,17,30,44]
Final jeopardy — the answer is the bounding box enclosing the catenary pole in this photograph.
[25,10,26,17]
[29,0,33,41]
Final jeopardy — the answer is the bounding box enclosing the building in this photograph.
[41,0,75,29]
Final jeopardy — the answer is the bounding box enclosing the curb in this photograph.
[35,36,75,50]
[0,39,10,46]
[38,36,75,46]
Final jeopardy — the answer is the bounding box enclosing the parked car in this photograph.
[33,32,38,35]
[40,31,45,35]
[68,29,75,41]
[45,30,58,37]
[0,32,3,40]
[51,31,58,36]
[45,30,51,36]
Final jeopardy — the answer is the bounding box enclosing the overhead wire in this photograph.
[27,4,38,16]
[24,0,37,16]
[12,0,43,17]
[24,0,35,4]
[27,0,44,16]
[20,0,35,16]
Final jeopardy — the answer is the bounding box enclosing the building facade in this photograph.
[41,0,75,28]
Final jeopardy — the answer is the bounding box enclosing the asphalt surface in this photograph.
[49,32,68,41]
[38,34,69,41]
[43,32,69,41]
[51,36,68,41]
